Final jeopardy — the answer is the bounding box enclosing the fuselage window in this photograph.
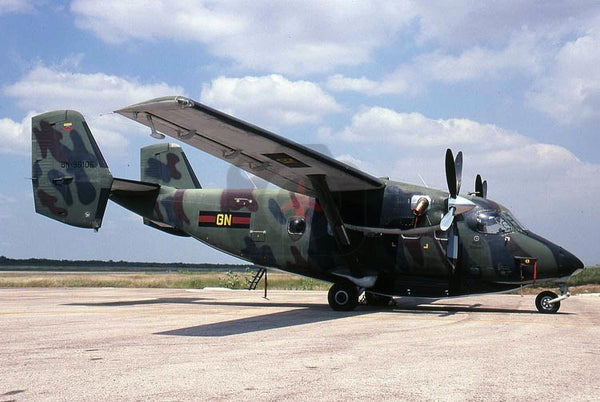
[288,217,306,235]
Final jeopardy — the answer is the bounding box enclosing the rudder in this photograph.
[31,110,113,229]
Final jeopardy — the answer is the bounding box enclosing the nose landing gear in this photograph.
[535,284,570,314]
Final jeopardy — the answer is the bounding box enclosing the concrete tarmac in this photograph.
[1,287,599,401]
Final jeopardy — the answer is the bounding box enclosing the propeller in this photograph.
[440,149,462,231]
[474,174,487,198]
[441,149,476,261]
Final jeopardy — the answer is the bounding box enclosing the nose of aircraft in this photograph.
[525,231,584,278]
[557,247,584,277]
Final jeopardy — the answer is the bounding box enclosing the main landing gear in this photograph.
[327,282,394,311]
[328,282,359,311]
[535,283,570,314]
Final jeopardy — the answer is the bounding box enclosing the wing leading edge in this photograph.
[115,96,383,196]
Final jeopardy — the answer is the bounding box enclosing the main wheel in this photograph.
[535,291,560,314]
[365,292,392,307]
[328,282,358,311]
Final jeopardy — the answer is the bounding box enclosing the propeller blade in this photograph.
[447,224,459,260]
[455,151,463,195]
[445,149,457,198]
[440,206,455,231]
[475,174,482,196]
[474,174,488,198]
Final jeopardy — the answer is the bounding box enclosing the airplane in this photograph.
[31,96,584,313]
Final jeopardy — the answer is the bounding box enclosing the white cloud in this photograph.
[328,31,549,96]
[1,65,184,155]
[4,65,183,114]
[326,107,525,149]
[322,106,600,237]
[70,0,415,74]
[412,1,596,49]
[0,0,34,14]
[0,192,17,203]
[527,28,600,125]
[0,114,31,156]
[70,1,247,44]
[327,75,383,95]
[334,154,378,176]
[325,1,600,131]
[200,75,342,127]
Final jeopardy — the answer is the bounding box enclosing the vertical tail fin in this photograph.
[140,143,201,189]
[31,110,113,229]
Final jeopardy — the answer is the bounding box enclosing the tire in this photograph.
[365,292,392,307]
[535,291,560,314]
[328,282,358,311]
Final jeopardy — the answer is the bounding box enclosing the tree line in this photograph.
[0,256,251,272]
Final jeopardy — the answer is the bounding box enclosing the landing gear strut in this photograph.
[328,282,359,311]
[535,284,570,314]
[364,292,393,307]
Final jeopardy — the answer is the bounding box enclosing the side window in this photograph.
[288,217,306,237]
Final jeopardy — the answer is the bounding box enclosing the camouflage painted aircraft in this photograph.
[31,96,584,313]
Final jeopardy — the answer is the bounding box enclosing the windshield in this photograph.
[473,211,513,234]
[501,211,527,232]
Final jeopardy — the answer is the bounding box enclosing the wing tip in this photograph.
[114,95,189,115]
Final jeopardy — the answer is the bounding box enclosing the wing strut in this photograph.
[307,175,351,247]
[307,175,372,283]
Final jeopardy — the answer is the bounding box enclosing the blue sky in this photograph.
[1,1,599,265]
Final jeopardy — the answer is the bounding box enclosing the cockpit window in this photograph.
[474,211,512,234]
[502,211,527,232]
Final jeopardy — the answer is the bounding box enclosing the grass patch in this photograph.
[0,271,330,291]
[1,267,598,294]
[567,266,600,285]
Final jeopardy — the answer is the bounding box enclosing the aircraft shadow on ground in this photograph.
[66,297,323,309]
[155,307,369,337]
[65,297,210,307]
[65,296,570,337]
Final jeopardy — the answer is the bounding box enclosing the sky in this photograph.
[1,1,599,265]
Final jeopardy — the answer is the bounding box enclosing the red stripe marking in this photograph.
[198,215,216,223]
[232,217,251,225]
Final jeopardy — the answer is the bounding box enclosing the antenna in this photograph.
[243,171,258,189]
[417,173,429,188]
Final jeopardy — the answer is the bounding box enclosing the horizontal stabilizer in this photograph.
[143,219,190,237]
[111,178,160,194]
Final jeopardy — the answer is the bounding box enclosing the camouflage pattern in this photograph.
[32,110,584,304]
[113,176,583,298]
[141,143,201,189]
[31,111,113,229]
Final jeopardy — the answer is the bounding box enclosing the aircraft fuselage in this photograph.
[111,179,583,298]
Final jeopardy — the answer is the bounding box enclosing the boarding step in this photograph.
[248,267,267,290]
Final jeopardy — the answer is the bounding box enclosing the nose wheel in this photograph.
[535,284,570,314]
[535,291,560,313]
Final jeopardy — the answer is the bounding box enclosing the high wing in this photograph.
[115,96,383,196]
